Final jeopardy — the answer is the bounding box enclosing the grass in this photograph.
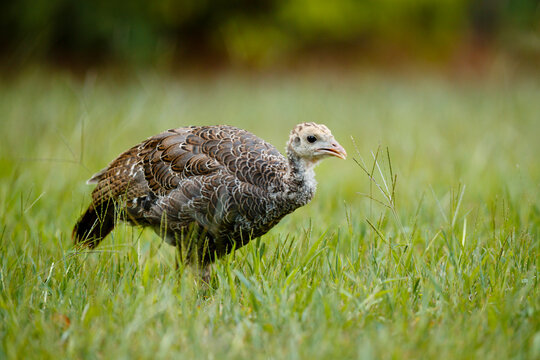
[0,67,539,359]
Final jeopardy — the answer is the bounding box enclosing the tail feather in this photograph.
[72,201,116,248]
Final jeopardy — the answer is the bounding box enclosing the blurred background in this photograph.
[1,0,539,71]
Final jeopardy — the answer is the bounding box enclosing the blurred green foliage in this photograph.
[1,0,538,66]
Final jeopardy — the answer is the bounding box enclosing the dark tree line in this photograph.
[1,0,538,66]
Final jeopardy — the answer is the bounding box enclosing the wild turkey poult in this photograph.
[73,122,346,267]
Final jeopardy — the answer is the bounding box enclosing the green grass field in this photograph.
[1,68,539,359]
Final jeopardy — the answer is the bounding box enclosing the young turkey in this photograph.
[73,122,346,266]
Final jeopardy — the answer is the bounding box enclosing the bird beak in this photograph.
[319,142,347,160]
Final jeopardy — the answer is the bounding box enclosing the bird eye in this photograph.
[307,135,317,143]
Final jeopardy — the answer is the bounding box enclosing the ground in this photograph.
[0,68,538,359]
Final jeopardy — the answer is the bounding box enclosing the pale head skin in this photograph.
[287,122,347,164]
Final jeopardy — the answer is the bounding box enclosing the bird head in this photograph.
[287,122,347,164]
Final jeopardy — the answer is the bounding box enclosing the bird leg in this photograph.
[200,265,212,285]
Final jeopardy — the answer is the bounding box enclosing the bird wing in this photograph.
[137,129,222,196]
[138,125,288,195]
[88,125,288,208]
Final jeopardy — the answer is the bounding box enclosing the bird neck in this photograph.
[285,150,318,205]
